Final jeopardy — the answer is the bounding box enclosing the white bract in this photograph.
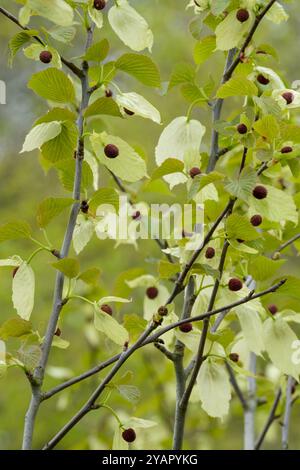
[116,92,161,124]
[108,0,153,52]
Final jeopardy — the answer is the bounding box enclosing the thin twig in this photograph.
[277,234,300,254]
[207,48,237,172]
[42,279,286,401]
[154,342,175,361]
[255,388,282,450]
[224,0,277,81]
[225,361,248,410]
[0,6,83,78]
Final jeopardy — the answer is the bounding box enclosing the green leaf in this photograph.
[158,260,180,279]
[263,317,300,378]
[21,122,62,153]
[47,25,76,43]
[123,313,147,341]
[217,76,258,98]
[115,53,161,87]
[78,268,101,286]
[253,115,279,141]
[235,305,264,355]
[28,68,75,103]
[37,197,73,228]
[151,159,184,181]
[251,185,297,224]
[94,309,129,346]
[188,171,224,200]
[73,215,94,255]
[27,0,74,27]
[215,10,252,51]
[56,160,93,192]
[0,221,31,243]
[226,214,259,241]
[90,132,147,183]
[84,97,122,118]
[225,167,257,201]
[89,187,120,213]
[41,121,78,163]
[84,39,110,62]
[248,256,285,282]
[12,262,35,321]
[8,30,38,65]
[0,318,32,340]
[193,35,216,65]
[196,358,231,418]
[52,258,80,278]
[23,44,62,68]
[169,62,195,90]
[115,384,141,404]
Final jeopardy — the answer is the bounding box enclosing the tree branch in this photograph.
[224,0,277,81]
[43,323,157,450]
[22,24,95,451]
[255,388,282,450]
[225,361,248,411]
[179,239,230,410]
[42,279,286,402]
[0,6,83,79]
[282,376,295,450]
[172,277,195,450]
[276,234,300,254]
[244,353,257,450]
[207,48,237,172]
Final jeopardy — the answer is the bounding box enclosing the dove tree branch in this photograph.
[0,6,83,78]
[21,23,95,451]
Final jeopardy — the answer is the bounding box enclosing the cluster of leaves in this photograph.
[1,0,300,450]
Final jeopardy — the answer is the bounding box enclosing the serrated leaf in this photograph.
[73,215,94,255]
[169,62,195,90]
[41,121,78,163]
[21,122,62,153]
[158,260,180,279]
[196,358,231,418]
[116,53,161,87]
[28,68,75,103]
[56,160,93,192]
[47,25,76,43]
[78,268,101,286]
[116,384,141,404]
[52,258,80,278]
[12,262,35,321]
[225,167,257,201]
[94,309,129,346]
[84,97,122,118]
[27,0,74,27]
[226,214,259,241]
[217,76,258,98]
[8,30,38,65]
[193,35,216,65]
[0,318,32,340]
[151,159,184,181]
[248,256,284,282]
[0,221,31,243]
[188,171,224,200]
[84,39,109,62]
[37,197,73,228]
[89,187,120,213]
[253,114,279,141]
[123,314,147,341]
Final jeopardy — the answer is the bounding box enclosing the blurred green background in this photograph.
[0,0,299,450]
